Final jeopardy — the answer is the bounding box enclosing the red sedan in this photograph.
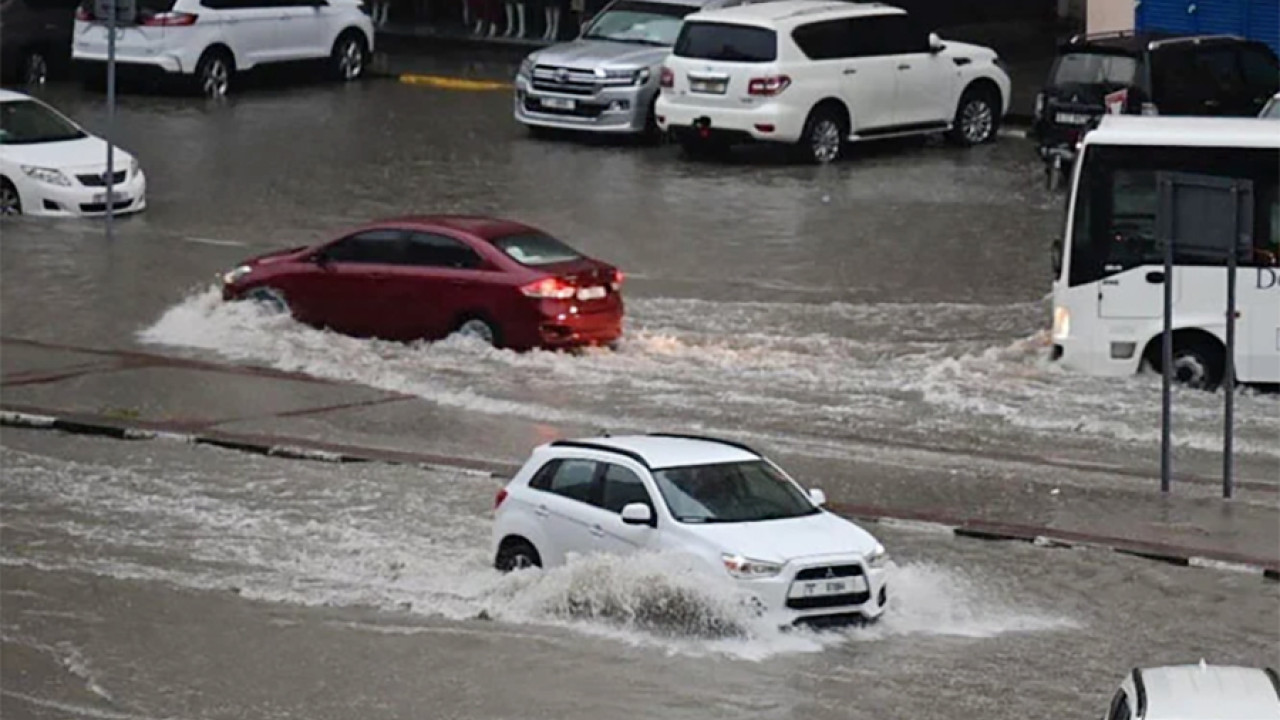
[220,215,624,350]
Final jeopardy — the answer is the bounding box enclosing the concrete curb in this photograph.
[3,408,1275,582]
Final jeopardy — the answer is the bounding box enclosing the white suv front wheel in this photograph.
[795,106,846,164]
[331,31,368,82]
[948,85,999,146]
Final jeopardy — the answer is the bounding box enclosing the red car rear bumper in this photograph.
[535,311,623,349]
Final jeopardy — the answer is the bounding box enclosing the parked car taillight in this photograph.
[521,277,577,299]
[142,11,198,25]
[494,488,508,510]
[609,269,624,292]
[747,75,790,96]
[659,66,673,89]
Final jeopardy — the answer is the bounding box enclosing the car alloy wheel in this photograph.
[0,183,21,216]
[960,97,994,144]
[810,118,842,164]
[200,56,230,99]
[457,318,496,345]
[338,37,364,80]
[23,51,48,86]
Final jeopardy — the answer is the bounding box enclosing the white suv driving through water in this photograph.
[71,0,374,98]
[655,0,1011,163]
[491,433,890,626]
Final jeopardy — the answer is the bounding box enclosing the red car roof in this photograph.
[378,215,537,239]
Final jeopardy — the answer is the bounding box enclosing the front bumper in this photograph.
[743,557,890,626]
[514,75,655,133]
[14,169,147,218]
[655,95,807,144]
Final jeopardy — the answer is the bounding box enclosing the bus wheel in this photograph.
[1169,337,1225,391]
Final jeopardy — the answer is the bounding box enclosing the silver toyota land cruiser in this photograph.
[514,0,749,136]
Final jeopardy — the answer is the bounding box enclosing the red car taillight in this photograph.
[142,11,198,25]
[494,488,509,510]
[610,270,624,291]
[747,75,790,96]
[521,277,577,299]
[659,66,673,89]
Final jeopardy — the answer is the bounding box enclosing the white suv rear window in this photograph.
[673,21,777,62]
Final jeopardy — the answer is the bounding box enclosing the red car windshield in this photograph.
[492,233,583,266]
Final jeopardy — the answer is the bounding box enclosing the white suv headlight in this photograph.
[21,165,72,187]
[865,542,889,569]
[599,67,649,85]
[518,57,534,79]
[722,553,782,579]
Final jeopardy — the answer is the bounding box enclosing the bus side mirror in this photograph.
[1051,238,1063,277]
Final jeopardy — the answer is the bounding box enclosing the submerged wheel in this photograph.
[455,317,498,346]
[495,539,541,572]
[795,106,845,164]
[949,85,1000,146]
[245,286,289,314]
[0,179,22,216]
[195,49,233,99]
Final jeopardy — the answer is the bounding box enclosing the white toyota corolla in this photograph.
[0,89,147,218]
[492,433,890,626]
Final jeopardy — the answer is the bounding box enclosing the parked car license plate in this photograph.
[1055,112,1090,125]
[92,191,126,204]
[577,286,606,301]
[789,578,855,598]
[541,97,576,111]
[689,79,726,95]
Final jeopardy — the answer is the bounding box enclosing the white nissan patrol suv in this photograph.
[491,433,890,627]
[654,0,1011,163]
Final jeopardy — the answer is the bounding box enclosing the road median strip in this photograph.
[4,405,1275,581]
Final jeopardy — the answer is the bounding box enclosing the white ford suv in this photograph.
[654,0,1012,163]
[492,433,890,626]
[72,0,375,98]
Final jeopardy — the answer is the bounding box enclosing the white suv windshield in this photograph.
[674,21,777,62]
[583,0,697,46]
[653,461,820,523]
[0,100,86,145]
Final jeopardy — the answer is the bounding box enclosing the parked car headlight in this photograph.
[130,157,140,178]
[221,264,252,285]
[722,553,782,579]
[865,542,889,570]
[599,67,649,85]
[518,57,534,79]
[21,165,71,187]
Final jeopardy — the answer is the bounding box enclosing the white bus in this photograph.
[1051,115,1280,388]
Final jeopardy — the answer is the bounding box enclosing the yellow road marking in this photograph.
[399,74,513,91]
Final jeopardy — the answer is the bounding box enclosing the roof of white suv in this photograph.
[1138,665,1280,720]
[685,0,902,28]
[549,434,762,469]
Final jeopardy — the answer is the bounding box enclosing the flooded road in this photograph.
[3,79,1277,489]
[3,429,1277,719]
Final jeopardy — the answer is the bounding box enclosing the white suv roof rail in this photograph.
[1148,33,1245,49]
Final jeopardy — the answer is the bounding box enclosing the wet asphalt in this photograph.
[1,75,1278,718]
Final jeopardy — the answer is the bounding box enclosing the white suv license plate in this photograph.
[690,80,726,95]
[541,97,576,111]
[1055,112,1090,125]
[576,286,606,301]
[788,577,864,599]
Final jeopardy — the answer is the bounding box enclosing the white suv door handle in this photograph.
[535,504,550,518]
[589,524,606,537]
[897,63,911,70]
[843,68,857,75]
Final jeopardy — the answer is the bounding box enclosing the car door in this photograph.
[582,462,659,556]
[527,458,606,563]
[1149,46,1214,115]
[394,231,492,341]
[273,0,329,60]
[280,228,405,337]
[875,14,951,126]
[203,0,279,68]
[838,16,898,132]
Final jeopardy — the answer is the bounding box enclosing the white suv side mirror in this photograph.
[808,488,827,506]
[929,32,944,53]
[621,503,654,526]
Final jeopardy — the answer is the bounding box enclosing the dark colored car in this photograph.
[220,216,625,351]
[1,0,78,85]
[1032,31,1280,180]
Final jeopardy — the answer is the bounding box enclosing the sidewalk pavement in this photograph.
[3,336,1277,578]
[373,18,1062,122]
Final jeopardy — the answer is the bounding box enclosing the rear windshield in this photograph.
[674,22,777,62]
[1052,52,1138,85]
[492,233,583,266]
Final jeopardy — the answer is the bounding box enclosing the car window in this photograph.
[403,232,483,269]
[0,100,86,145]
[791,20,849,61]
[322,229,405,264]
[491,232,583,266]
[581,0,696,47]
[673,22,776,62]
[1238,45,1280,94]
[600,464,652,514]
[866,14,929,55]
[652,460,819,524]
[1196,47,1244,91]
[538,459,598,504]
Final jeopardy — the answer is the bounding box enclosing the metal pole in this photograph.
[105,0,116,241]
[1160,182,1174,494]
[1222,188,1239,499]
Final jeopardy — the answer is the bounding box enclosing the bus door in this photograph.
[1097,169,1177,319]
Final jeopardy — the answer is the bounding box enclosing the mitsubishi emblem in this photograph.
[555,68,569,83]
[825,568,835,579]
